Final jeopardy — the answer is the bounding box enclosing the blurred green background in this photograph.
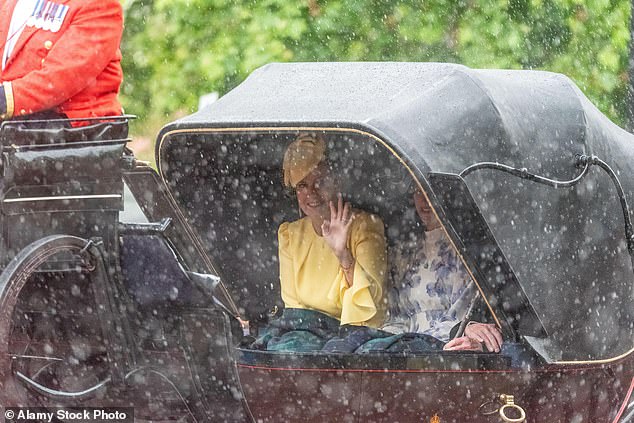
[120,0,633,162]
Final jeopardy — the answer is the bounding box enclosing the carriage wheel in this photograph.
[0,235,116,407]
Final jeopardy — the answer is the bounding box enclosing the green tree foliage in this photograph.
[121,0,631,127]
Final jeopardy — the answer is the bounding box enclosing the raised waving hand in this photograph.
[322,193,355,285]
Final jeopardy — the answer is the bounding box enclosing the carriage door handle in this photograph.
[479,394,526,423]
[498,394,526,422]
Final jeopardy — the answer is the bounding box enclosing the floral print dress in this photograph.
[382,228,477,342]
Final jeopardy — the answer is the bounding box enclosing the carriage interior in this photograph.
[159,129,525,370]
[162,131,413,318]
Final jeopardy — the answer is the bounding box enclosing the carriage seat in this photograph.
[119,233,244,349]
[119,234,206,310]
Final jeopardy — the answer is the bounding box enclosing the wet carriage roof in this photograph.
[162,61,632,177]
[158,62,634,361]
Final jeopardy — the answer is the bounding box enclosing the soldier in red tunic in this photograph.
[0,0,124,122]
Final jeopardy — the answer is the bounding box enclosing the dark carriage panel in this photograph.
[427,172,546,340]
[0,124,131,267]
[359,366,627,422]
[118,228,243,339]
[238,348,629,422]
[118,231,249,420]
[428,169,634,361]
[0,117,129,145]
[3,141,128,185]
[460,167,634,361]
[122,165,239,316]
[238,366,362,423]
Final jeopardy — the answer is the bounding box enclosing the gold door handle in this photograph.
[479,394,526,423]
[498,394,526,423]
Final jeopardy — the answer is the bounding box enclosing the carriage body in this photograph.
[0,62,632,422]
[157,62,633,422]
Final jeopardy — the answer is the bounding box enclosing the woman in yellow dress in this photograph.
[258,133,387,351]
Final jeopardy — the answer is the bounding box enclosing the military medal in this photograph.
[35,1,53,29]
[42,3,57,31]
[26,1,68,32]
[51,4,69,33]
[26,0,44,27]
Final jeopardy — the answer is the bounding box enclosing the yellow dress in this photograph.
[278,211,387,327]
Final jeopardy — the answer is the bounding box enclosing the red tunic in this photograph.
[0,0,123,120]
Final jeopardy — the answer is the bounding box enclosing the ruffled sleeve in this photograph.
[278,222,303,309]
[337,213,387,327]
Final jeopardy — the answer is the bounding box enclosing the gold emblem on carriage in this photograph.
[430,414,440,423]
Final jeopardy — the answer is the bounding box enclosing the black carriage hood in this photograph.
[157,62,634,362]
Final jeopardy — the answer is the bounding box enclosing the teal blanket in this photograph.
[252,309,445,353]
[252,308,340,352]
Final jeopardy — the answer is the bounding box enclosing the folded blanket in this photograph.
[251,309,446,354]
[251,308,340,352]
[354,332,445,354]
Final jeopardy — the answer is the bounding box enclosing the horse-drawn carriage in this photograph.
[0,62,633,422]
